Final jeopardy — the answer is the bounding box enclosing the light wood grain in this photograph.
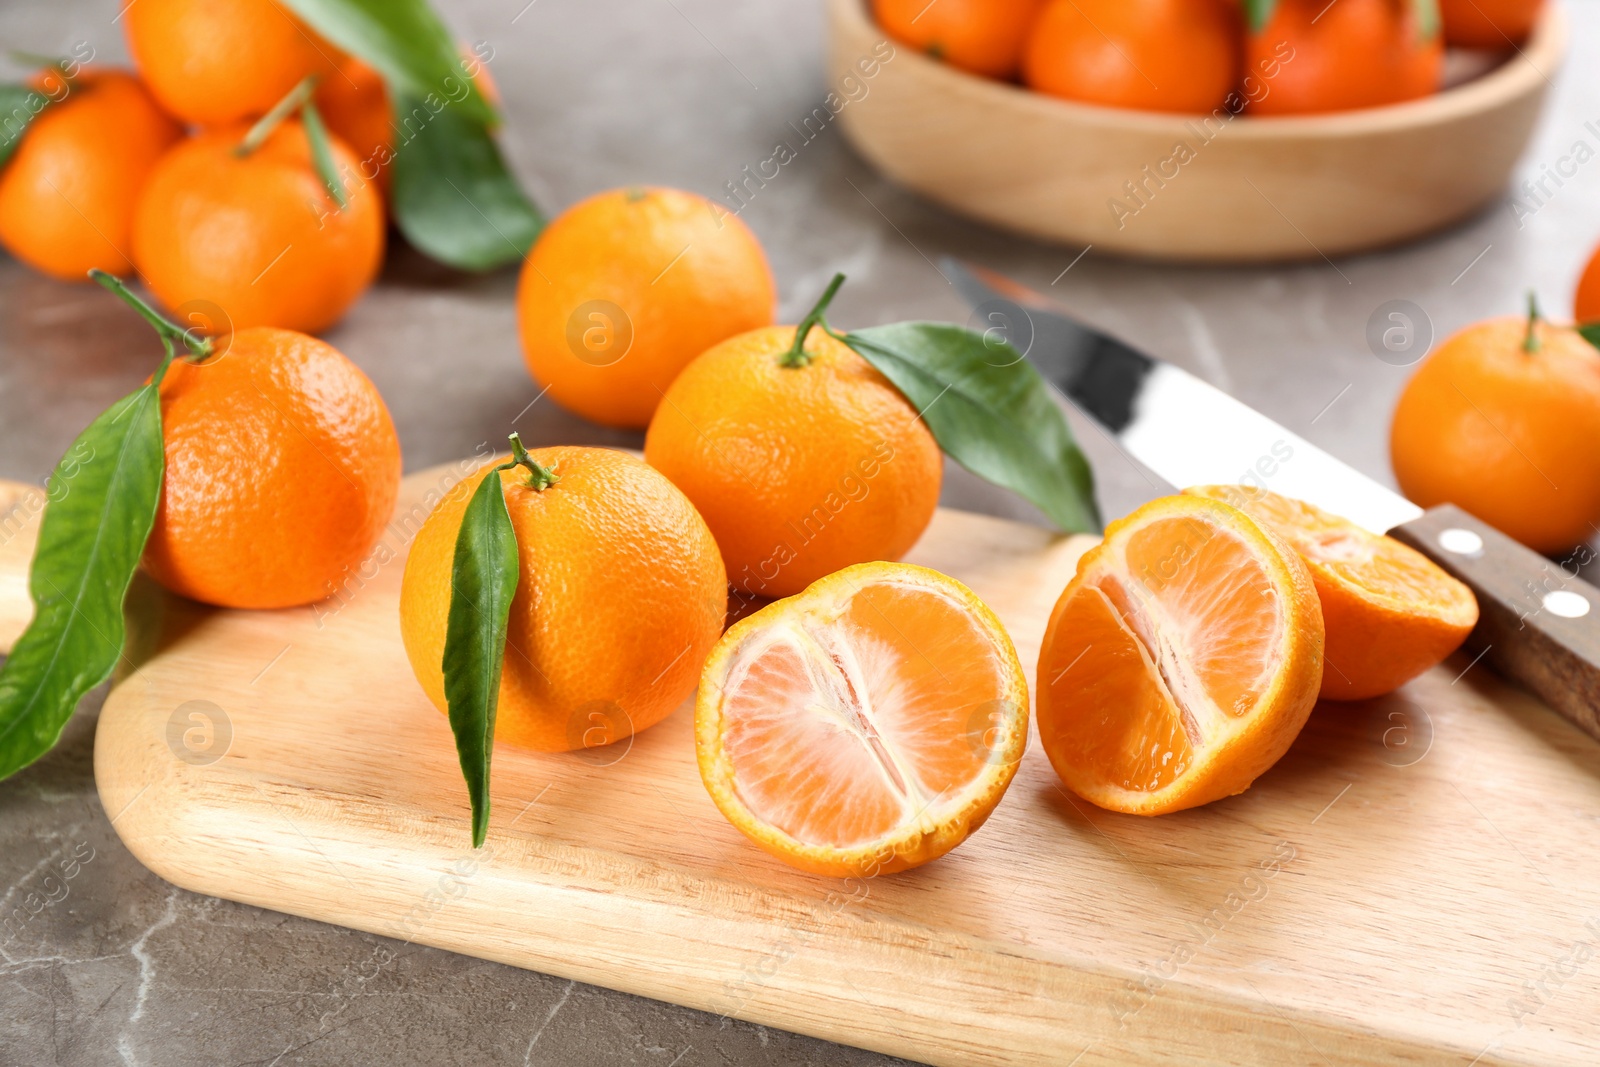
[4,467,1600,1066]
[828,0,1564,262]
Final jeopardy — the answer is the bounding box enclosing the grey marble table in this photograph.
[2,0,1598,1064]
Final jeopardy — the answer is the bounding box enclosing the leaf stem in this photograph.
[89,270,213,365]
[497,432,559,490]
[300,98,348,210]
[1523,291,1542,354]
[781,272,848,368]
[236,75,318,157]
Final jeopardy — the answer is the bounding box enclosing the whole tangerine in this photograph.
[145,326,402,609]
[644,323,942,601]
[124,0,336,126]
[1390,305,1600,554]
[1022,0,1240,114]
[872,0,1047,80]
[0,69,181,281]
[517,186,776,430]
[1247,0,1441,116]
[1574,243,1600,325]
[399,447,728,753]
[131,118,384,334]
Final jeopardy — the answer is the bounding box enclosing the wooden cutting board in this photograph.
[3,466,1599,1067]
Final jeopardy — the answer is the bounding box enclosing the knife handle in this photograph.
[1389,504,1600,742]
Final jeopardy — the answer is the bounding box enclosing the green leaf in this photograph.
[1577,323,1600,352]
[1412,0,1440,41]
[0,83,50,168]
[844,323,1101,534]
[279,0,496,127]
[0,385,164,781]
[1242,0,1278,33]
[442,468,519,847]
[389,89,543,271]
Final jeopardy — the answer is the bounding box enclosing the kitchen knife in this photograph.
[947,257,1600,739]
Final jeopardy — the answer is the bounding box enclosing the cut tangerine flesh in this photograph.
[1186,485,1478,701]
[1037,495,1324,815]
[697,562,1029,877]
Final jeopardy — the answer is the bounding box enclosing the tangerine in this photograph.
[645,323,942,600]
[1390,307,1600,554]
[124,0,336,126]
[0,69,181,281]
[131,118,384,334]
[400,447,728,754]
[145,326,401,609]
[1036,494,1324,815]
[697,561,1028,877]
[1022,0,1240,114]
[872,0,1046,80]
[1247,0,1441,116]
[1438,0,1543,48]
[517,186,776,429]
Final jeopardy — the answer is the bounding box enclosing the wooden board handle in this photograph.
[1390,503,1600,741]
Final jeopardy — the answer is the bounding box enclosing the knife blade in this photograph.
[947,257,1600,739]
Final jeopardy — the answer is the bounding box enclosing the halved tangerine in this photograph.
[1036,495,1324,816]
[1186,485,1478,701]
[696,562,1029,878]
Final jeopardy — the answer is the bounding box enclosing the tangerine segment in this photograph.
[1186,486,1478,701]
[1037,495,1324,815]
[697,563,1029,878]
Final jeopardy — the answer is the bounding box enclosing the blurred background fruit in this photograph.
[144,326,401,609]
[1022,0,1240,113]
[645,324,942,600]
[517,186,775,429]
[400,447,727,753]
[1247,0,1442,115]
[123,0,336,126]
[314,53,393,196]
[131,117,384,333]
[0,68,180,281]
[1574,241,1600,324]
[1390,307,1600,554]
[871,0,1045,79]
[1438,0,1544,48]
[1186,485,1477,701]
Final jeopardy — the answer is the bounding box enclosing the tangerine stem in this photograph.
[1523,291,1543,354]
[498,432,559,491]
[782,272,847,368]
[299,98,348,210]
[89,270,213,364]
[236,75,318,157]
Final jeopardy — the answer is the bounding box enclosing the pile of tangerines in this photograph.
[0,0,495,333]
[873,0,1545,115]
[4,0,1600,883]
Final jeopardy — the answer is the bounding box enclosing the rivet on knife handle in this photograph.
[1389,504,1600,740]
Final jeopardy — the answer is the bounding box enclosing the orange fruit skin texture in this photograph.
[517,187,777,430]
[696,562,1029,878]
[1575,244,1600,325]
[124,0,336,127]
[1247,0,1441,115]
[400,448,727,754]
[1036,495,1324,816]
[872,0,1047,79]
[0,69,181,281]
[1439,0,1544,48]
[645,326,943,601]
[1186,485,1478,701]
[132,120,384,334]
[1391,316,1600,555]
[1022,0,1241,113]
[144,327,400,609]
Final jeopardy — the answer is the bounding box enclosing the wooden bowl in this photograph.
[828,0,1565,262]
